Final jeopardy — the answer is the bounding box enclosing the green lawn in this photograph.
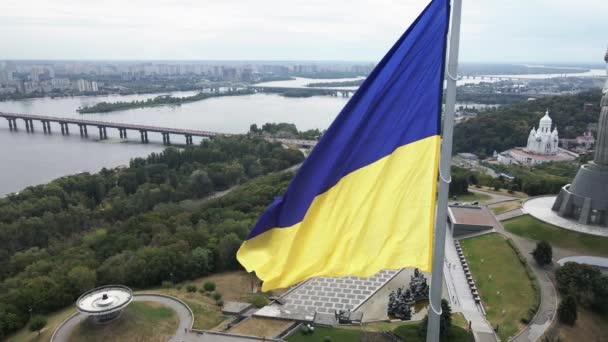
[288,316,472,342]
[145,287,226,330]
[503,215,608,256]
[7,305,76,342]
[450,191,492,203]
[67,301,178,342]
[183,299,225,330]
[490,200,522,214]
[461,233,538,341]
[288,326,361,342]
[393,324,472,342]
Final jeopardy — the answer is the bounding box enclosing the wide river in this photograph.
[0,79,352,195]
[0,71,605,196]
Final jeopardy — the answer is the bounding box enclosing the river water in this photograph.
[0,71,605,196]
[0,81,350,195]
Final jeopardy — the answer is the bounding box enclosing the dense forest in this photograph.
[451,161,578,197]
[77,89,254,113]
[249,122,322,140]
[0,135,303,338]
[454,90,602,157]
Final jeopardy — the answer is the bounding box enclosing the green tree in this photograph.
[591,275,608,313]
[492,180,502,191]
[67,266,97,294]
[556,262,601,304]
[29,315,47,334]
[189,247,214,276]
[558,295,577,325]
[532,241,552,266]
[248,293,269,308]
[203,281,216,292]
[217,233,242,271]
[189,170,213,197]
[0,305,24,339]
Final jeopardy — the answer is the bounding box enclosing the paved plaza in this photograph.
[254,269,402,321]
[523,196,608,237]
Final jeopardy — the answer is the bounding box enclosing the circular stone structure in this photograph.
[524,196,608,237]
[76,285,133,323]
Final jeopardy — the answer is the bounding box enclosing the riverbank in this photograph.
[77,89,255,113]
[305,79,365,88]
[0,86,208,103]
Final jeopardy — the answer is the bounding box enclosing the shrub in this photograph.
[532,241,552,266]
[212,292,222,300]
[323,336,332,342]
[161,281,173,289]
[493,182,501,191]
[186,285,197,293]
[507,238,541,322]
[203,281,216,292]
[558,295,577,325]
[300,324,314,335]
[29,315,47,333]
[520,307,537,324]
[216,299,224,307]
[198,288,206,294]
[248,293,269,308]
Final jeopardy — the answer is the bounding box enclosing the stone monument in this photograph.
[552,48,608,226]
[387,268,429,320]
[76,285,133,323]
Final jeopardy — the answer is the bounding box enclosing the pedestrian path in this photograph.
[444,228,497,342]
[491,209,558,342]
[496,208,526,221]
[51,294,194,342]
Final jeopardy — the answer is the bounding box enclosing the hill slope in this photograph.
[454,90,602,157]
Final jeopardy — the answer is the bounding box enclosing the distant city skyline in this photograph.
[1,0,606,63]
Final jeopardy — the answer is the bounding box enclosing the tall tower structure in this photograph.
[594,49,608,164]
[552,48,608,226]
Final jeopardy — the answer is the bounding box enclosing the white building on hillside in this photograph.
[497,110,576,166]
[526,110,559,155]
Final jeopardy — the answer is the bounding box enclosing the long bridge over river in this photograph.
[0,112,317,148]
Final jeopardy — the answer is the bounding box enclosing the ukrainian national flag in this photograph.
[238,0,450,291]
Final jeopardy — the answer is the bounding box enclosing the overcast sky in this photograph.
[1,0,606,63]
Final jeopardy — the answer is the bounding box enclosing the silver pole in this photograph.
[426,0,462,341]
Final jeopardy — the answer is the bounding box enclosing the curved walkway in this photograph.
[468,187,521,205]
[490,208,558,342]
[51,293,193,342]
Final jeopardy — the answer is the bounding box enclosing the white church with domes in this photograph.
[497,110,576,166]
[526,110,559,155]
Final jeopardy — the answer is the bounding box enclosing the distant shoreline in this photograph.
[77,89,255,113]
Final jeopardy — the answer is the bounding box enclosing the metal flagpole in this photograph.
[426,0,462,341]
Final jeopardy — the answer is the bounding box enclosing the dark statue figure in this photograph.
[387,268,430,320]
